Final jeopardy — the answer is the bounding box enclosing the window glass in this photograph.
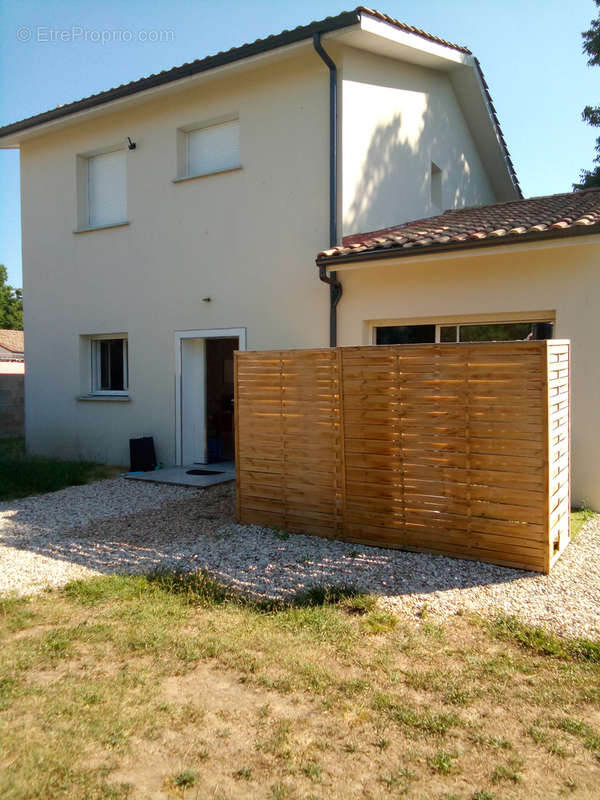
[440,326,457,342]
[458,322,553,342]
[375,325,436,345]
[187,120,240,176]
[92,338,128,392]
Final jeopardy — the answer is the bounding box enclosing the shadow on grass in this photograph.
[64,569,376,615]
[61,571,600,659]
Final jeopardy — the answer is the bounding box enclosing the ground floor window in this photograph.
[375,320,553,345]
[91,336,128,393]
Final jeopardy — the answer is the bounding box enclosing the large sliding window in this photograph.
[375,320,553,345]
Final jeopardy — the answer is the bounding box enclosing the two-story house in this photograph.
[2,8,600,506]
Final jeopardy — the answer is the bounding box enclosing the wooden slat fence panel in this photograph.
[235,341,571,572]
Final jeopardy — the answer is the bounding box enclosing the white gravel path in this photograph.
[1,478,598,640]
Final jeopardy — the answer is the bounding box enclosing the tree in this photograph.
[575,0,600,189]
[0,265,23,330]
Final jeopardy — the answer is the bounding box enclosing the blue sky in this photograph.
[0,0,598,287]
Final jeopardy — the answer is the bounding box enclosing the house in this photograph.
[0,329,25,373]
[0,329,24,438]
[0,8,594,504]
[317,189,600,509]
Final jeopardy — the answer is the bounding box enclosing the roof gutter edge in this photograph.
[316,223,600,268]
[0,11,361,142]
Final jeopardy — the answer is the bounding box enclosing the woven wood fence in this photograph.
[235,341,570,572]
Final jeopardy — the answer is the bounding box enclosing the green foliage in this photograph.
[575,1,600,188]
[0,265,23,330]
[0,437,113,501]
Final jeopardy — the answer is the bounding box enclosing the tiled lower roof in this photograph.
[0,329,24,354]
[317,188,600,263]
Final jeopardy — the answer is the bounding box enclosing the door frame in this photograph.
[175,327,246,465]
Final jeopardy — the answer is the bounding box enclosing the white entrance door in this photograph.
[175,327,246,466]
[181,338,206,464]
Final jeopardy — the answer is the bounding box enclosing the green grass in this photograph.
[571,506,597,539]
[488,614,600,663]
[1,572,599,798]
[0,437,118,501]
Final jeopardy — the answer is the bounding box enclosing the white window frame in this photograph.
[90,334,129,396]
[175,113,241,181]
[370,313,556,345]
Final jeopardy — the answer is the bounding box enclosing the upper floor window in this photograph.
[77,147,127,231]
[177,115,240,180]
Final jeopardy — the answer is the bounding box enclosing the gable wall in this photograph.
[340,46,497,236]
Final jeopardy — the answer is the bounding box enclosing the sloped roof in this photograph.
[0,8,469,140]
[317,188,600,264]
[0,329,24,354]
[0,8,518,197]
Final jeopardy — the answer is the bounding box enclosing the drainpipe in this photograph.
[313,32,342,347]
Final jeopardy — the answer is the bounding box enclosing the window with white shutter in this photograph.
[87,149,127,228]
[186,119,240,177]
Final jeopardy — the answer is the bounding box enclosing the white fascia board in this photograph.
[355,15,469,69]
[0,38,313,149]
[449,63,518,201]
[324,234,600,273]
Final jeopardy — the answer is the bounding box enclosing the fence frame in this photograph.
[235,340,570,573]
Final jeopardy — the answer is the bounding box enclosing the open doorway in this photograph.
[205,337,236,462]
[175,328,245,466]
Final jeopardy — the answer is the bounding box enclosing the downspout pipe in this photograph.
[313,31,342,347]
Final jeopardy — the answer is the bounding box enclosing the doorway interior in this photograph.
[175,328,245,466]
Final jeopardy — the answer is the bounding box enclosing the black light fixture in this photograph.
[127,137,136,150]
[202,297,211,302]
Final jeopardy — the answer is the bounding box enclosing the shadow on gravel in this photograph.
[0,482,545,600]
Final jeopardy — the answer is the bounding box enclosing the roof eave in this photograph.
[0,10,362,147]
[316,224,600,268]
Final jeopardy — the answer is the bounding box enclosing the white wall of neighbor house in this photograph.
[20,49,332,467]
[334,238,600,509]
[340,46,497,236]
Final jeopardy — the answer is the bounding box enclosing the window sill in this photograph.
[172,166,242,184]
[77,394,130,402]
[74,221,130,234]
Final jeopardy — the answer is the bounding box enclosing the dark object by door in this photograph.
[129,436,157,472]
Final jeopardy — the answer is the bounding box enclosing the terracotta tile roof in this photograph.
[0,329,24,354]
[317,188,600,263]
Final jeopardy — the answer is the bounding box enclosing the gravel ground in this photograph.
[0,478,598,639]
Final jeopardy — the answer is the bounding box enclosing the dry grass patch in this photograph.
[0,573,599,799]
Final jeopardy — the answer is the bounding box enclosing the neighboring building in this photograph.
[0,329,24,374]
[0,329,24,438]
[6,9,595,505]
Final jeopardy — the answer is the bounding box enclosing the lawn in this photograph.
[1,573,599,800]
[0,438,118,501]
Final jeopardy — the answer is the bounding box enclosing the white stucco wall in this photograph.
[19,40,515,471]
[21,50,332,466]
[340,47,496,236]
[335,238,600,509]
